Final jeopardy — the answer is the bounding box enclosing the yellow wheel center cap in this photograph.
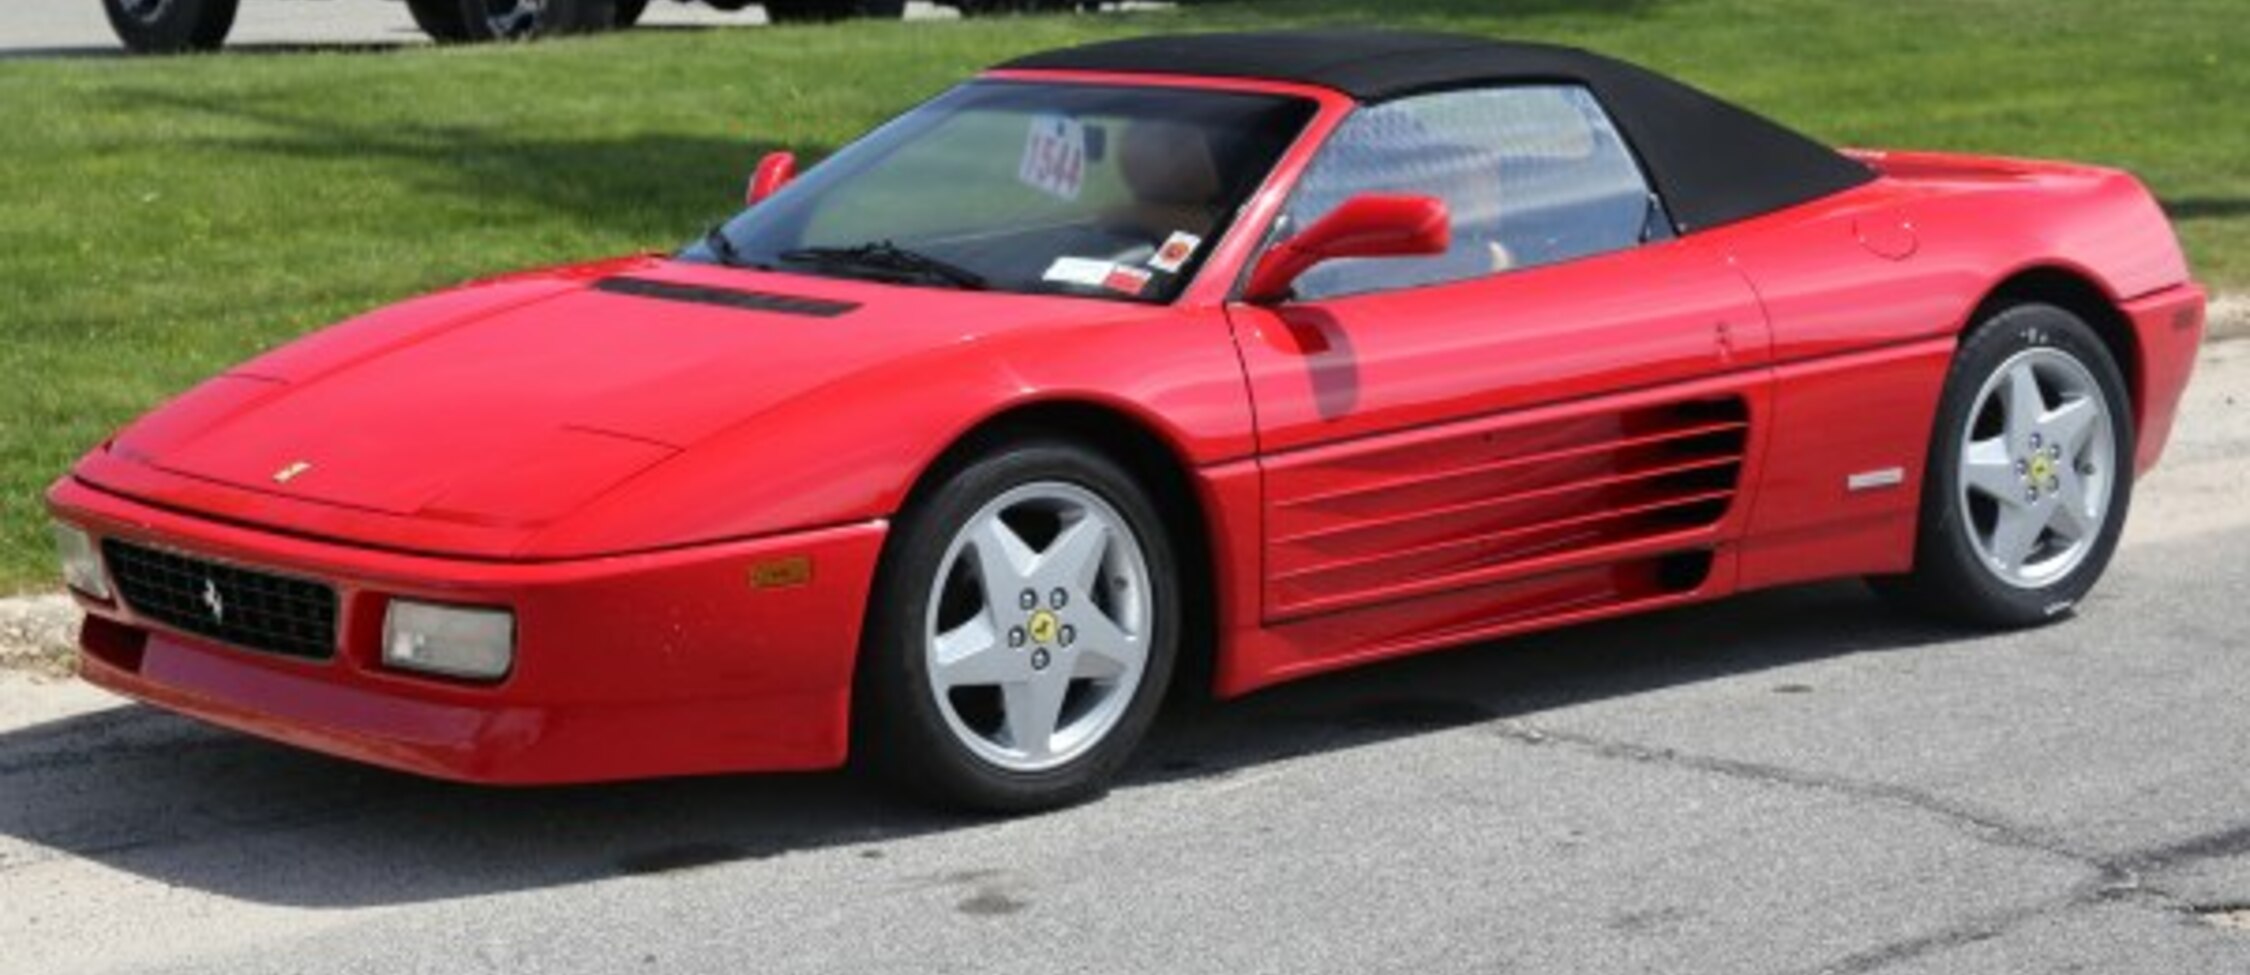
[2028,455,2054,484]
[1027,610,1060,646]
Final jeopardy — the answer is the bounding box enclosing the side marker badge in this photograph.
[273,460,313,484]
[750,556,814,589]
[1846,467,1906,492]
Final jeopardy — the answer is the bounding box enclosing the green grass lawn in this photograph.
[1,0,2243,590]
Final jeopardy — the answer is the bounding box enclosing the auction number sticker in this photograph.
[1019,114,1088,201]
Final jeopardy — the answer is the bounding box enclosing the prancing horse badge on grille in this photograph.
[201,578,225,623]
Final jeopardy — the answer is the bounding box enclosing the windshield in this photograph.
[685,81,1318,304]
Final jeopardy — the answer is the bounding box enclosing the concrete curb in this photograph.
[0,593,77,678]
[2209,294,2249,340]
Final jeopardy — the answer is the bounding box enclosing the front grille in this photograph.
[102,540,338,661]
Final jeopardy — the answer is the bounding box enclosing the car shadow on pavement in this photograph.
[0,579,1968,908]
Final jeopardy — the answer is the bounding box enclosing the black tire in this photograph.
[405,0,473,41]
[953,0,1084,15]
[1871,302,2135,627]
[102,0,239,53]
[450,0,619,41]
[856,440,1181,812]
[615,0,652,27]
[766,0,903,22]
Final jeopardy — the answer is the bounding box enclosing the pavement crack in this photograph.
[1486,722,2109,876]
[2116,823,2250,873]
[1485,722,2250,973]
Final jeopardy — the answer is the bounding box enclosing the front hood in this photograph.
[96,257,1119,544]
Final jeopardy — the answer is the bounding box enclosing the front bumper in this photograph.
[48,476,886,784]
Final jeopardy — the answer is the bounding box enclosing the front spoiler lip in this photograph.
[77,621,539,783]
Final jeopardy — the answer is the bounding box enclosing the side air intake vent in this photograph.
[1266,396,1749,619]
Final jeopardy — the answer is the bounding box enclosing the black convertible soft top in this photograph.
[999,30,1874,234]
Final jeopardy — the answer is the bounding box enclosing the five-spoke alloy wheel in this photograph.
[859,440,1179,811]
[1955,347,2117,588]
[925,482,1153,773]
[1876,302,2135,626]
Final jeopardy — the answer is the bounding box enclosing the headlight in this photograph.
[382,600,514,681]
[53,522,112,600]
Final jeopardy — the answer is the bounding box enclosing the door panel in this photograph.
[1229,237,1771,629]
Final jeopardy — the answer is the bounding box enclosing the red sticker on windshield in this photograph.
[1102,265,1152,296]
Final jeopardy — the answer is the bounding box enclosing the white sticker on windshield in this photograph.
[1042,256,1114,287]
[1148,231,1203,274]
[1019,114,1087,201]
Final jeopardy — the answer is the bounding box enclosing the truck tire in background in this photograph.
[404,0,472,41]
[102,0,240,53]
[952,0,1094,14]
[765,0,908,23]
[440,0,621,41]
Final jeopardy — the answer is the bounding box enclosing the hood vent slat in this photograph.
[593,277,859,318]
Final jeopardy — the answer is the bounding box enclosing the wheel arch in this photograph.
[874,397,1224,710]
[1967,265,2142,419]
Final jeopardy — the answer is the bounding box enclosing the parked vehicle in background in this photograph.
[100,0,1100,53]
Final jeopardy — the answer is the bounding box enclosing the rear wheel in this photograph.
[102,0,239,53]
[615,0,651,26]
[858,441,1179,811]
[1872,303,2134,627]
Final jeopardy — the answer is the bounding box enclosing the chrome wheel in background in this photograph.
[475,0,547,37]
[114,0,174,22]
[442,0,615,42]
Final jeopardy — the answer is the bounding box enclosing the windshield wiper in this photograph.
[777,241,989,291]
[704,225,756,269]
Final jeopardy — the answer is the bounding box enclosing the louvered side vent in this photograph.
[1266,397,1749,619]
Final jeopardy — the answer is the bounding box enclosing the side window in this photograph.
[1279,85,1663,301]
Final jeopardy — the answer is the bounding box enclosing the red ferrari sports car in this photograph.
[49,31,2203,810]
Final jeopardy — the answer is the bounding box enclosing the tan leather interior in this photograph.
[1107,120,1224,239]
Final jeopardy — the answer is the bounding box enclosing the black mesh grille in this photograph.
[102,540,338,661]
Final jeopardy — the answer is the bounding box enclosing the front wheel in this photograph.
[1873,303,2135,627]
[102,0,239,53]
[857,441,1179,811]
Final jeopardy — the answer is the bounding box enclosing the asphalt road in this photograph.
[0,0,963,57]
[0,336,2243,974]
